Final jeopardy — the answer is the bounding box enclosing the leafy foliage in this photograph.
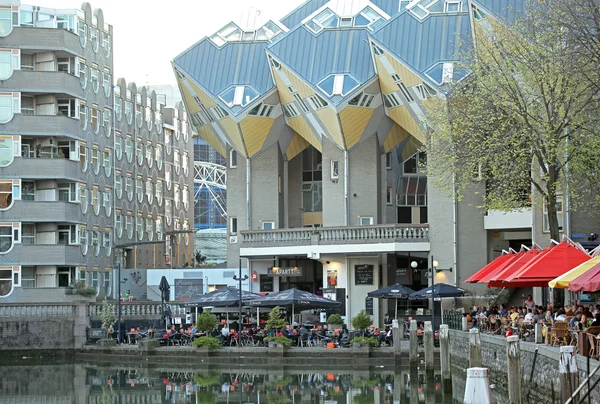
[196,310,217,332]
[99,297,117,333]
[327,314,344,324]
[193,373,221,386]
[351,336,379,347]
[265,336,292,347]
[351,310,372,332]
[72,280,97,297]
[266,306,287,331]
[192,336,221,349]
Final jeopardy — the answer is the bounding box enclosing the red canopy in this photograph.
[568,262,600,292]
[485,248,542,287]
[465,253,514,283]
[492,242,590,288]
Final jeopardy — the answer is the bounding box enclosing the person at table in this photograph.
[591,313,600,327]
[565,305,575,317]
[383,313,393,327]
[499,304,508,316]
[510,307,520,322]
[524,295,535,311]
[570,310,583,330]
[524,308,534,323]
[191,324,198,334]
[221,324,231,345]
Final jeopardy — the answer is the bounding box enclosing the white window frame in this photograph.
[330,160,339,180]
[384,93,402,108]
[229,149,237,168]
[229,216,238,235]
[115,213,123,238]
[283,103,299,118]
[359,216,374,226]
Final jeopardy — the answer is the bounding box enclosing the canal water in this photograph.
[0,357,514,403]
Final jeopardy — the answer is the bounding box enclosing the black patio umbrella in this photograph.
[367,283,416,319]
[158,276,170,329]
[182,287,262,308]
[408,283,467,300]
[248,288,341,322]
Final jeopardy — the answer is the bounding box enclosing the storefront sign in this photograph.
[365,297,374,315]
[395,267,411,284]
[259,275,273,292]
[267,266,302,276]
[355,264,374,285]
[327,269,337,287]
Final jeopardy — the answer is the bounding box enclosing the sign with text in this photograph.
[267,266,302,277]
[174,278,203,301]
[395,267,411,284]
[355,264,374,285]
[365,297,374,315]
[259,275,273,292]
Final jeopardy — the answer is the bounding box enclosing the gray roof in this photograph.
[473,0,526,24]
[280,0,329,29]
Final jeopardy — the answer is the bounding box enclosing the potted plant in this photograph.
[98,297,117,346]
[192,310,220,351]
[327,314,344,331]
[351,310,373,348]
[266,306,288,348]
[350,336,378,349]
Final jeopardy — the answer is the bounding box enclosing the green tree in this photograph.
[99,297,117,334]
[196,309,217,332]
[351,310,372,333]
[425,1,600,241]
[266,306,287,331]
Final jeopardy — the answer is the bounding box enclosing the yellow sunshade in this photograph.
[549,255,600,288]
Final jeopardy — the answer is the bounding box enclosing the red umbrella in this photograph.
[465,252,514,283]
[479,250,527,284]
[568,262,600,292]
[485,248,541,287]
[497,242,590,288]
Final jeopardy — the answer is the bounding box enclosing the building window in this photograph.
[125,138,133,163]
[0,268,13,296]
[103,190,111,216]
[218,85,259,108]
[79,226,88,255]
[102,70,111,98]
[165,165,172,190]
[348,92,375,108]
[79,185,87,213]
[165,200,172,226]
[103,149,112,177]
[125,100,133,124]
[114,94,122,121]
[248,103,276,117]
[90,26,99,52]
[156,144,163,170]
[58,182,77,203]
[0,49,19,80]
[302,148,323,214]
[174,149,181,175]
[317,74,359,97]
[136,177,143,203]
[183,186,189,210]
[415,83,436,100]
[156,217,163,241]
[103,109,111,137]
[146,179,153,204]
[22,181,34,201]
[0,225,14,253]
[372,43,384,56]
[156,181,163,206]
[386,187,392,205]
[182,151,189,176]
[91,105,99,133]
[145,143,153,168]
[126,215,133,239]
[79,60,87,89]
[91,148,100,174]
[307,95,328,110]
[91,230,100,256]
[229,149,237,168]
[58,99,77,118]
[146,218,153,241]
[91,270,98,289]
[383,93,402,108]
[103,270,111,290]
[22,267,35,288]
[330,160,339,180]
[79,144,88,172]
[79,102,88,130]
[102,32,111,57]
[155,110,162,133]
[0,136,15,167]
[211,105,229,120]
[283,103,299,118]
[115,213,123,238]
[21,223,34,245]
[136,216,143,241]
[262,221,275,230]
[91,188,100,215]
[543,195,564,233]
[165,130,172,154]
[90,66,99,93]
[0,92,19,123]
[115,135,122,160]
[135,99,142,128]
[103,230,111,257]
[125,176,133,201]
[174,184,180,209]
[136,139,143,166]
[360,217,373,226]
[230,217,238,234]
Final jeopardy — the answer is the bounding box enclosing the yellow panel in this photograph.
[286,132,310,161]
[401,136,422,161]
[273,70,295,104]
[287,116,322,152]
[315,107,344,149]
[196,125,226,157]
[178,81,201,115]
[384,123,411,153]
[281,65,315,99]
[386,54,422,87]
[339,106,375,150]
[387,106,425,143]
[239,116,275,158]
[187,79,217,108]
[220,117,247,157]
[375,57,397,95]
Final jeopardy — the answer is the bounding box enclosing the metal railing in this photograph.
[0,304,74,318]
[443,309,464,330]
[241,224,429,245]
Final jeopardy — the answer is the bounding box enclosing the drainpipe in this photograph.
[452,175,458,285]
[246,158,251,229]
[344,150,349,226]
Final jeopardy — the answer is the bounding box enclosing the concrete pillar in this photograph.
[439,324,452,394]
[462,316,468,331]
[506,335,521,404]
[534,323,543,344]
[463,368,493,404]
[560,345,579,403]
[73,301,90,350]
[469,328,482,368]
[409,320,418,368]
[409,367,419,404]
[424,321,434,373]
[392,319,402,351]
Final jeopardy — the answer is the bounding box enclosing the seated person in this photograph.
[590,313,600,327]
[221,324,231,345]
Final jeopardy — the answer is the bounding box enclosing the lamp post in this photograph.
[430,256,438,329]
[232,257,248,344]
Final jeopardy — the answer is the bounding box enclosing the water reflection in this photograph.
[0,361,465,403]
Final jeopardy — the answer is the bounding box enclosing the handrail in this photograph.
[564,358,599,404]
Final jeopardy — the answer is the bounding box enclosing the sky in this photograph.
[32,0,306,85]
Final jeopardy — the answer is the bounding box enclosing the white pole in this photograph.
[463,368,493,404]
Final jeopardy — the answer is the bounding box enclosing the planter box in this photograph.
[98,339,116,347]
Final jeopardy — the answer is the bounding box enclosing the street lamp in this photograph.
[411,256,452,330]
[232,257,248,343]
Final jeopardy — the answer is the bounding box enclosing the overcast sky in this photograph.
[32,0,305,85]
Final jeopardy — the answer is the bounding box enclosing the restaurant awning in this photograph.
[549,255,600,289]
[464,252,515,283]
[491,242,590,288]
[569,262,600,292]
[484,248,541,287]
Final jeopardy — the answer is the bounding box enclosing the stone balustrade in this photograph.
[0,303,74,318]
[88,302,186,318]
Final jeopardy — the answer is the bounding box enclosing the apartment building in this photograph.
[0,1,194,303]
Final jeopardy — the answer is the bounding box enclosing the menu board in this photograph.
[395,268,411,284]
[365,297,374,315]
[260,275,273,292]
[355,264,374,285]
[174,278,203,301]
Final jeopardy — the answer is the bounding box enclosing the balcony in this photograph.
[3,114,82,139]
[0,244,84,266]
[484,208,532,230]
[239,224,430,258]
[0,157,85,181]
[3,70,83,98]
[0,201,83,223]
[0,27,83,57]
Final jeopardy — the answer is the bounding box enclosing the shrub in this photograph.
[265,336,292,347]
[327,314,344,324]
[351,310,372,332]
[99,297,117,334]
[266,306,287,331]
[192,336,221,349]
[196,310,217,332]
[72,280,96,297]
[193,373,221,386]
[351,336,378,347]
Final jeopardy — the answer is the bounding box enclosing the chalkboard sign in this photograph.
[395,268,411,284]
[174,278,204,301]
[260,275,273,292]
[365,297,374,315]
[87,328,106,339]
[355,264,374,285]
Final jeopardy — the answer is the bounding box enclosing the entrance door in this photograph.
[58,271,70,287]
